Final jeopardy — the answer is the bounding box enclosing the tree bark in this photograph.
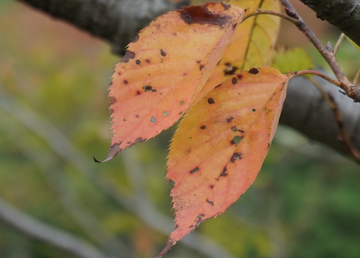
[17,0,360,160]
[298,0,360,47]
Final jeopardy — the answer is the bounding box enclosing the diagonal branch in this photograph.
[0,196,110,258]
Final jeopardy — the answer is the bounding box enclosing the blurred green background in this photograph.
[0,1,360,258]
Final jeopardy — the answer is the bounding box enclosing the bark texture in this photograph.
[17,0,360,159]
[299,0,360,47]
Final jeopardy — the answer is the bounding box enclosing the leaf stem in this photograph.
[290,70,342,87]
[247,2,360,102]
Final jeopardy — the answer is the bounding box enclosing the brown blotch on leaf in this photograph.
[196,214,205,220]
[136,91,141,95]
[224,65,238,76]
[230,152,242,162]
[226,116,234,123]
[150,117,156,123]
[135,60,141,65]
[231,136,243,145]
[207,98,215,104]
[123,80,128,84]
[200,64,205,71]
[135,137,145,143]
[200,125,206,130]
[252,108,256,112]
[160,49,167,57]
[231,126,244,134]
[190,167,199,174]
[267,143,271,149]
[232,77,238,84]
[132,34,139,43]
[206,199,214,206]
[120,50,136,63]
[117,72,121,75]
[233,23,238,30]
[174,224,179,230]
[143,85,153,92]
[209,184,214,189]
[109,97,116,105]
[214,83,222,89]
[196,60,201,64]
[145,59,150,63]
[109,81,113,86]
[248,67,259,74]
[237,74,243,79]
[109,109,114,114]
[177,3,231,27]
[219,166,228,177]
[122,118,127,121]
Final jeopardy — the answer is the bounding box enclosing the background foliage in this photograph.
[0,1,360,258]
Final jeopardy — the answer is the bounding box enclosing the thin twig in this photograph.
[353,69,360,86]
[0,196,110,258]
[276,0,360,102]
[326,93,360,163]
[334,33,346,56]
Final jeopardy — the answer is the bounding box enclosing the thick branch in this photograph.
[298,0,360,47]
[18,0,189,55]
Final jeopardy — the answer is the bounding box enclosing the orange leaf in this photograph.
[191,0,281,105]
[159,67,288,256]
[99,3,245,162]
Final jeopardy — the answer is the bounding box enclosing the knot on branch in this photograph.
[350,85,360,103]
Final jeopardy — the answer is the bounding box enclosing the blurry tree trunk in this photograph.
[17,0,360,159]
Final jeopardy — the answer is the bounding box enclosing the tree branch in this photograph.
[298,0,360,47]
[0,196,110,258]
[18,0,190,55]
[16,0,360,158]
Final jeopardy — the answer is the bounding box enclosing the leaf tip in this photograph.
[93,143,122,163]
[157,239,176,258]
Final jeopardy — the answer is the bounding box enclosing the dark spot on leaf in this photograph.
[109,109,114,114]
[231,126,244,134]
[224,65,238,76]
[177,3,231,27]
[209,185,214,189]
[189,225,195,229]
[174,224,179,229]
[215,83,222,89]
[230,152,242,162]
[136,114,139,118]
[117,72,121,75]
[183,72,188,76]
[132,34,139,43]
[196,214,205,220]
[207,98,215,104]
[136,60,141,65]
[248,67,259,74]
[179,111,183,115]
[237,74,243,79]
[232,77,238,84]
[109,97,116,105]
[200,125,206,130]
[200,64,205,71]
[143,85,153,92]
[233,23,238,30]
[206,199,214,206]
[226,116,234,123]
[190,167,199,174]
[163,111,169,116]
[231,136,243,144]
[150,117,156,123]
[109,81,113,86]
[123,80,128,84]
[267,143,271,149]
[145,59,150,63]
[160,49,166,57]
[135,137,145,143]
[123,118,127,121]
[252,108,256,112]
[219,166,228,177]
[136,91,141,95]
[196,60,201,64]
[120,50,136,63]
[179,100,185,106]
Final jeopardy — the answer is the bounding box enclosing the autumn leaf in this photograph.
[97,3,245,162]
[191,0,281,105]
[159,67,289,257]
